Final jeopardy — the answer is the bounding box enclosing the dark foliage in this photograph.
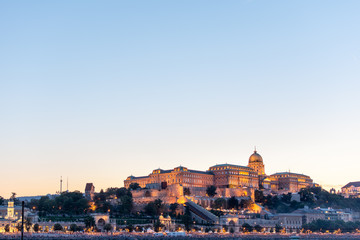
[206,186,217,197]
[303,219,360,233]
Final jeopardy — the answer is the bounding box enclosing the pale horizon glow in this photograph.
[1,1,360,198]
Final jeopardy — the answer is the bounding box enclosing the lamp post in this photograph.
[21,201,24,240]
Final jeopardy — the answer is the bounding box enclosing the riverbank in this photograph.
[1,233,360,239]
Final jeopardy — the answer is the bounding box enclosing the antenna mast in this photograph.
[60,176,63,193]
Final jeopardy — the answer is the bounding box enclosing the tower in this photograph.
[60,176,63,193]
[247,148,265,175]
[6,201,15,220]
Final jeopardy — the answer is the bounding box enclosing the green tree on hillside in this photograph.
[129,183,141,190]
[183,187,191,196]
[206,186,217,197]
[213,198,226,209]
[182,206,193,232]
[228,197,239,209]
[84,216,95,229]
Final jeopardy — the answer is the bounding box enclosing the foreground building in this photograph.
[0,201,36,233]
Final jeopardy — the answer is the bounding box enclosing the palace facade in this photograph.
[124,150,314,195]
[270,172,313,192]
[124,166,214,189]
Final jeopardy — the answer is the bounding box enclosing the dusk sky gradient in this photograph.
[1,1,360,197]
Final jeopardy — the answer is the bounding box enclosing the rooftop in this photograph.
[85,183,94,191]
[209,163,253,170]
[271,172,310,178]
[342,181,360,189]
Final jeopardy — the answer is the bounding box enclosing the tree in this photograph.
[10,192,16,200]
[126,224,134,232]
[0,196,4,205]
[144,202,157,216]
[206,186,217,197]
[255,190,265,203]
[33,223,40,232]
[25,217,32,231]
[275,224,283,233]
[281,193,292,204]
[129,183,140,190]
[242,223,253,233]
[154,199,165,215]
[104,223,113,232]
[229,227,235,234]
[16,223,22,232]
[302,219,360,233]
[182,206,193,232]
[53,223,63,231]
[213,198,226,209]
[84,216,95,229]
[29,191,89,216]
[228,196,239,209]
[239,199,252,209]
[10,192,19,205]
[144,199,164,216]
[70,224,78,232]
[135,226,143,232]
[153,220,164,232]
[169,203,179,215]
[183,187,191,196]
[5,224,10,232]
[254,224,263,232]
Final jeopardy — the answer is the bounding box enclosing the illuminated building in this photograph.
[270,172,313,192]
[341,181,360,198]
[124,166,214,189]
[124,149,314,197]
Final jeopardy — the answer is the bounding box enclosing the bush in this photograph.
[242,223,253,232]
[126,224,134,232]
[254,224,263,232]
[70,224,78,232]
[104,223,113,232]
[53,223,63,231]
[33,223,40,232]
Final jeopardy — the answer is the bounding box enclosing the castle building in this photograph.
[247,149,265,175]
[124,149,314,196]
[208,164,258,188]
[124,166,214,189]
[270,172,313,192]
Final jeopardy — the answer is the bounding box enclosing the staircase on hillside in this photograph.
[185,200,219,224]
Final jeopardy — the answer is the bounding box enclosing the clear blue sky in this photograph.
[1,1,359,197]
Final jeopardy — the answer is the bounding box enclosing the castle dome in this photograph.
[249,150,263,163]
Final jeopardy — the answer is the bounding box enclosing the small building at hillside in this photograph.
[341,181,360,198]
[0,201,37,233]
